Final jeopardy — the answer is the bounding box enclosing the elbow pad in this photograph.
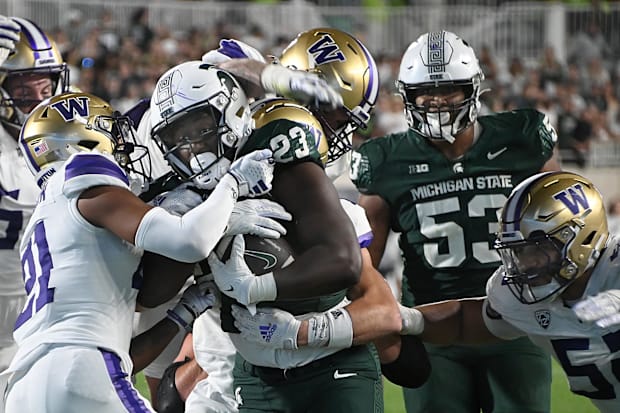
[156,358,190,413]
[381,335,431,388]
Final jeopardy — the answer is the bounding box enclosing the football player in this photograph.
[395,171,620,413]
[351,30,561,413]
[207,28,423,412]
[0,16,69,372]
[0,91,275,413]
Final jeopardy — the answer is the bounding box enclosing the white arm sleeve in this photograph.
[135,174,239,263]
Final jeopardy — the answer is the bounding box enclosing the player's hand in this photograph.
[207,235,277,305]
[260,64,343,109]
[0,16,19,64]
[227,149,274,198]
[167,280,217,332]
[151,183,204,216]
[232,304,301,350]
[226,199,291,239]
[202,39,266,65]
[573,290,620,328]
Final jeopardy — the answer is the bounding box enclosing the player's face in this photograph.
[501,238,563,287]
[4,73,54,114]
[157,109,219,165]
[413,84,466,112]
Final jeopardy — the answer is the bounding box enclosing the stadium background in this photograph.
[4,0,618,411]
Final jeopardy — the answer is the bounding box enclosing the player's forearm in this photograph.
[273,244,361,299]
[130,318,181,374]
[415,298,499,345]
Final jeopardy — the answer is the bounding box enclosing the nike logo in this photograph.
[225,286,234,292]
[487,147,507,160]
[333,370,358,380]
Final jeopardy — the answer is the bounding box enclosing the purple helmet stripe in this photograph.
[354,37,378,108]
[100,349,152,412]
[65,154,130,186]
[12,17,51,51]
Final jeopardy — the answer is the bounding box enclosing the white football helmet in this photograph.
[150,61,253,190]
[496,171,609,304]
[0,17,69,133]
[396,31,484,143]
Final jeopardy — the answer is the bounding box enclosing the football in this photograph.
[214,234,295,275]
[213,234,296,333]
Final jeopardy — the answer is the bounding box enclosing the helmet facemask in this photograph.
[496,231,572,304]
[152,100,238,190]
[398,79,481,144]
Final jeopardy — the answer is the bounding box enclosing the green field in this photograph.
[136,360,597,412]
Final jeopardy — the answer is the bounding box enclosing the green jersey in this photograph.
[221,103,346,333]
[351,108,557,304]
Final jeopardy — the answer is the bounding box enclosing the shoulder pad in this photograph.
[62,153,130,197]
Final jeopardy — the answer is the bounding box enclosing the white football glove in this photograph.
[573,290,620,328]
[0,16,19,64]
[167,279,218,332]
[227,149,274,198]
[151,183,204,216]
[226,199,291,239]
[202,39,267,65]
[232,304,301,350]
[207,234,277,305]
[260,64,343,109]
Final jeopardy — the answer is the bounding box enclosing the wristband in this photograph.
[399,304,424,335]
[307,307,354,349]
[249,271,278,303]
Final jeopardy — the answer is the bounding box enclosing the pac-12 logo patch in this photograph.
[535,310,551,329]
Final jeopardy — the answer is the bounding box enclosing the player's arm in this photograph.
[541,147,561,172]
[403,298,506,345]
[131,282,216,373]
[357,193,392,268]
[271,162,362,298]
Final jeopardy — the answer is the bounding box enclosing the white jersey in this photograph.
[230,199,372,369]
[0,126,39,295]
[486,237,620,413]
[7,152,143,375]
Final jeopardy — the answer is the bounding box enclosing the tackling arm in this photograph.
[271,162,362,298]
[357,194,392,268]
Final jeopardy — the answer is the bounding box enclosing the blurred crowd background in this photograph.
[2,0,620,228]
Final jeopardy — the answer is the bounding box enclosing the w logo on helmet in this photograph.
[308,34,345,65]
[51,96,90,121]
[553,184,590,214]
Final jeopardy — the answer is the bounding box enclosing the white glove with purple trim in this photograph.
[227,149,274,198]
[573,290,620,328]
[232,304,300,350]
[226,199,291,239]
[0,16,19,64]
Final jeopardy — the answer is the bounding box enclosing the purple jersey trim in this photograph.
[65,154,129,186]
[100,348,152,412]
[358,231,373,249]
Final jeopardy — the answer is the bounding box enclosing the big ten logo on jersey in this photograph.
[308,33,346,65]
[50,96,89,122]
[409,163,429,174]
[553,183,589,214]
